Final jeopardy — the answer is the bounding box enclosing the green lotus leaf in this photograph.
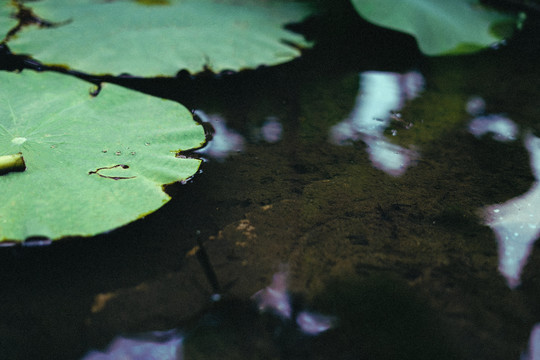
[350,0,521,55]
[0,1,18,41]
[0,70,205,242]
[7,0,313,76]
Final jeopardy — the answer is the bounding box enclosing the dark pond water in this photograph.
[2,3,540,360]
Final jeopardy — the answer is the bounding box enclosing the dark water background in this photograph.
[1,2,540,359]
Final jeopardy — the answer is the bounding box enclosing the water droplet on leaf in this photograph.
[11,137,27,145]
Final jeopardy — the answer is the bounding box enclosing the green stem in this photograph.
[0,153,26,175]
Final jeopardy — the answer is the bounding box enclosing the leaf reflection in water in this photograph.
[329,71,424,176]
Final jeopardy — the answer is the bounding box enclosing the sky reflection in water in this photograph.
[195,70,427,175]
[464,94,540,289]
[252,269,292,319]
[481,133,540,288]
[194,110,244,161]
[252,269,336,335]
[81,330,183,360]
[468,114,518,142]
[98,77,540,358]
[82,270,334,359]
[523,323,540,360]
[195,111,284,160]
[329,70,424,176]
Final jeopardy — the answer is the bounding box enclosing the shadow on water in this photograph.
[308,275,460,360]
[182,275,460,360]
[1,1,540,360]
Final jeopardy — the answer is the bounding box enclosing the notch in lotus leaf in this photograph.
[3,0,314,77]
[0,70,206,242]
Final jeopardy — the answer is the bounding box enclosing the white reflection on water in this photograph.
[194,110,244,161]
[251,269,292,319]
[465,96,486,116]
[82,269,335,359]
[250,116,284,143]
[329,71,424,176]
[466,95,518,142]
[260,116,283,143]
[522,323,540,360]
[82,330,183,360]
[482,134,540,288]
[252,269,336,335]
[296,311,335,335]
[468,114,518,142]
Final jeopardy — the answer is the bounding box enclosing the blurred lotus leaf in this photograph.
[350,0,522,55]
[5,0,313,76]
[0,70,205,242]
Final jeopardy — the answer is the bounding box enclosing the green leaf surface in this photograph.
[7,0,312,76]
[0,70,205,242]
[0,1,18,41]
[350,0,520,55]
